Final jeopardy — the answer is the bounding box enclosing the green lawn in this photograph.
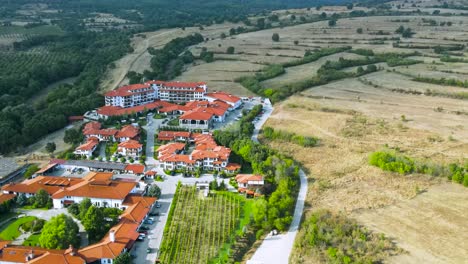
[23,233,41,247]
[21,205,48,210]
[0,216,37,240]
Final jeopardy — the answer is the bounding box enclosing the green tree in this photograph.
[68,203,80,218]
[229,28,236,35]
[114,252,132,264]
[39,214,79,249]
[328,19,337,27]
[356,28,363,34]
[34,189,50,208]
[257,18,265,29]
[272,33,280,42]
[220,32,227,39]
[45,142,56,153]
[226,46,235,54]
[79,198,92,220]
[252,198,268,228]
[146,184,161,198]
[24,164,39,179]
[82,206,107,242]
[347,3,354,10]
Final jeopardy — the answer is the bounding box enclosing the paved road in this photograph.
[252,99,273,143]
[247,169,307,264]
[248,99,309,264]
[143,114,164,166]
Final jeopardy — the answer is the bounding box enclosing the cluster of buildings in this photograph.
[94,81,242,130]
[74,122,142,158]
[157,131,241,173]
[0,171,156,264]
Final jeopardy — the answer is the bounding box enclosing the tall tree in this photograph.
[114,252,132,264]
[34,189,50,208]
[39,214,79,249]
[146,184,161,198]
[82,206,107,242]
[79,198,92,220]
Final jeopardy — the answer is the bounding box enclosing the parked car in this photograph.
[147,217,155,221]
[144,219,154,225]
[155,203,161,208]
[146,248,152,253]
[149,211,160,217]
[139,225,150,231]
[139,231,148,235]
[137,234,145,241]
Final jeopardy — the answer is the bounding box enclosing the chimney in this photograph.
[66,244,75,256]
[109,230,116,242]
[26,250,34,261]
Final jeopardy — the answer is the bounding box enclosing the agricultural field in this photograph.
[159,185,247,264]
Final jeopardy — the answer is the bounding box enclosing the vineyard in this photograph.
[159,185,246,264]
[0,51,81,77]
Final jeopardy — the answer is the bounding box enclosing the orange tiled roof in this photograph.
[206,91,241,104]
[124,164,145,174]
[235,174,264,184]
[2,176,84,196]
[179,110,213,121]
[118,140,142,149]
[0,246,85,264]
[115,125,139,139]
[0,193,15,204]
[104,84,151,97]
[52,175,136,200]
[97,101,173,117]
[75,139,99,151]
[157,143,186,156]
[157,131,191,141]
[226,163,241,171]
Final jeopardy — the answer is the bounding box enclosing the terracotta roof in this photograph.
[0,193,15,204]
[157,143,186,156]
[75,139,99,151]
[52,174,136,200]
[97,101,173,117]
[0,246,85,264]
[115,125,139,139]
[180,110,213,121]
[2,176,84,196]
[124,164,145,174]
[118,140,142,149]
[157,131,191,141]
[206,91,241,104]
[159,154,196,164]
[36,163,59,174]
[235,174,264,184]
[145,170,156,176]
[104,84,151,97]
[225,163,241,171]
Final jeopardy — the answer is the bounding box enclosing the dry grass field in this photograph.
[95,2,468,262]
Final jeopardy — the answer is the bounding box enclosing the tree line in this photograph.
[369,151,468,187]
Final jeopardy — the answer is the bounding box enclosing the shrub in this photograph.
[272,33,280,42]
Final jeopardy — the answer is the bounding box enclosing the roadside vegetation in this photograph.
[292,210,400,263]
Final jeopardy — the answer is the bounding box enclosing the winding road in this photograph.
[249,99,309,264]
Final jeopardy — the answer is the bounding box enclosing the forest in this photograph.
[0,0,356,154]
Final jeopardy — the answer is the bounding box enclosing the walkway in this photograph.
[248,99,309,264]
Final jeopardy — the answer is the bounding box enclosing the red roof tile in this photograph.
[118,140,142,149]
[105,84,151,97]
[124,164,145,174]
[180,110,213,121]
[206,91,241,104]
